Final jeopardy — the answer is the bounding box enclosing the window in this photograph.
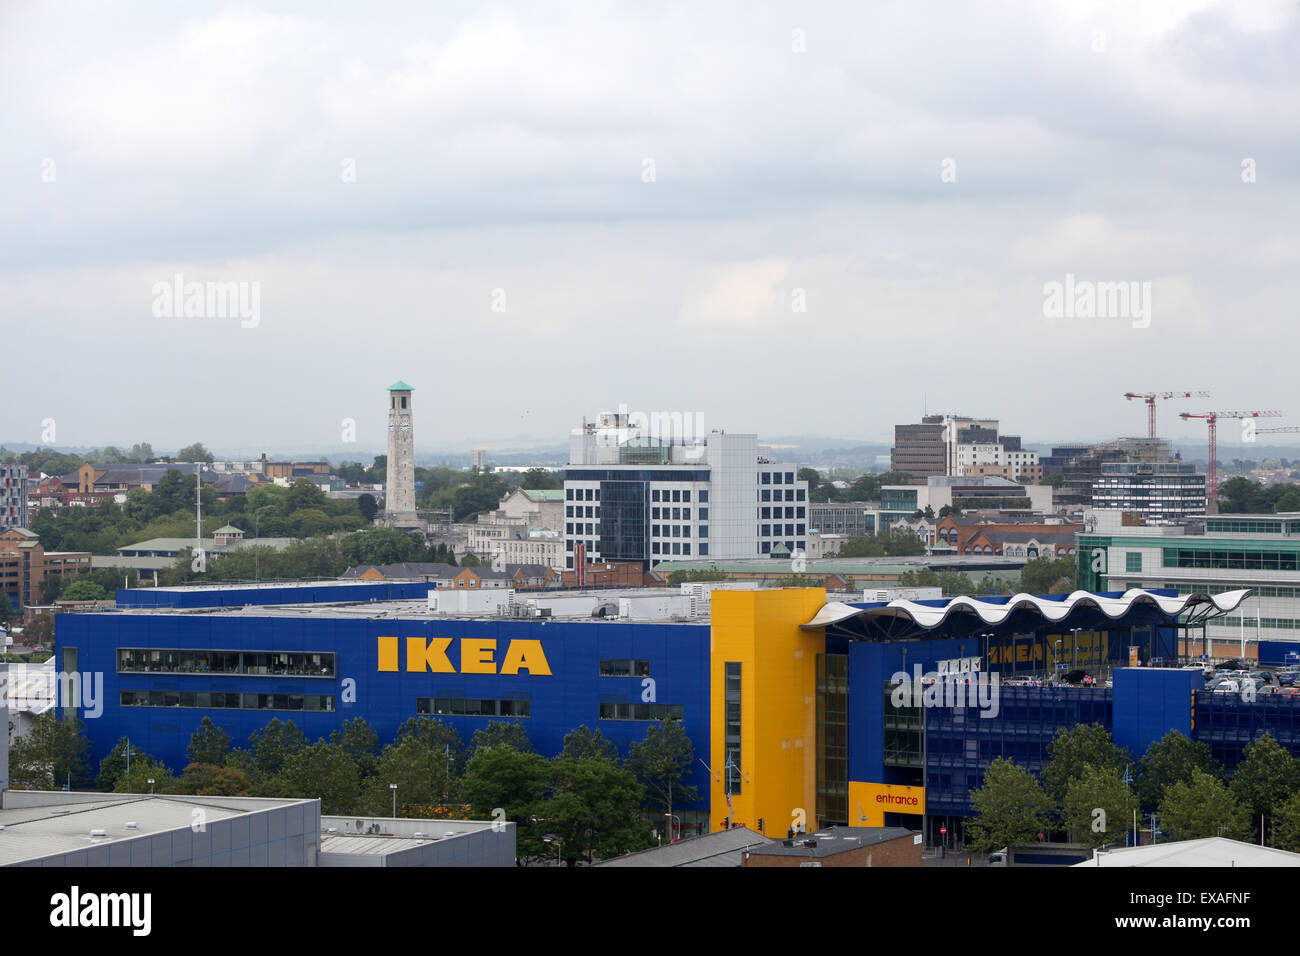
[420,698,531,717]
[598,702,685,721]
[600,659,651,677]
[1125,552,1142,573]
[700,490,708,503]
[725,662,742,794]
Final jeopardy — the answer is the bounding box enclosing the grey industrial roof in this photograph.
[594,826,774,867]
[0,794,313,866]
[748,826,916,858]
[1076,837,1300,867]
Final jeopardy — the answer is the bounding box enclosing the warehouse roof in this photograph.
[1075,837,1300,867]
[594,826,773,867]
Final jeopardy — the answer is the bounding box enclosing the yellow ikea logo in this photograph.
[377,637,552,676]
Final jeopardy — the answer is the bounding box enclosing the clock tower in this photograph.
[385,381,418,525]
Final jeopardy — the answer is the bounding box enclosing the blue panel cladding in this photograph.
[848,636,982,785]
[114,581,435,609]
[1193,693,1300,773]
[56,614,712,809]
[1258,641,1300,667]
[1111,667,1200,761]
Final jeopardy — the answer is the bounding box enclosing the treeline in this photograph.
[11,713,698,865]
[1217,478,1300,514]
[967,726,1300,851]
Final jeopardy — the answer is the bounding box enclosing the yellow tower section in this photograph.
[709,588,826,837]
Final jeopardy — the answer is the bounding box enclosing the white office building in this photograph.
[563,413,809,569]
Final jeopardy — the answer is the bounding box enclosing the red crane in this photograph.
[1123,390,1210,439]
[1179,410,1283,501]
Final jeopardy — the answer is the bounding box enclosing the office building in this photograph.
[1091,461,1207,524]
[563,413,809,569]
[0,465,28,532]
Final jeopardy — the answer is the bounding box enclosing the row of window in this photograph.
[760,472,796,484]
[760,523,805,537]
[1207,519,1300,535]
[597,702,685,721]
[117,649,336,677]
[652,489,703,503]
[567,488,601,501]
[599,659,651,677]
[567,505,598,518]
[120,690,336,711]
[1216,616,1300,631]
[1162,582,1300,599]
[652,542,700,555]
[652,524,707,538]
[418,698,531,717]
[653,507,706,520]
[1163,548,1300,571]
[761,506,805,519]
[759,489,804,502]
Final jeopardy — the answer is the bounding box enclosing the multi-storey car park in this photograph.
[39,577,1299,853]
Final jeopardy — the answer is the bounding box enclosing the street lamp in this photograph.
[664,812,681,843]
[147,777,155,795]
[390,783,398,818]
[543,833,563,867]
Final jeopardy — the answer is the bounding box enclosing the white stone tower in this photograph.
[385,381,418,525]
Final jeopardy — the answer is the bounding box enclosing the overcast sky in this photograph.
[3,0,1298,458]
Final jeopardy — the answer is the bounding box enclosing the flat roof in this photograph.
[749,826,916,857]
[0,793,314,867]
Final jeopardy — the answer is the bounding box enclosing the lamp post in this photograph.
[147,777,155,795]
[390,783,398,818]
[544,833,563,867]
[664,812,681,843]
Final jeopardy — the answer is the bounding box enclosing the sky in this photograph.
[2,0,1298,457]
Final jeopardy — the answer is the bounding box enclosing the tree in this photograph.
[1134,731,1221,813]
[116,761,175,794]
[343,526,426,567]
[461,746,552,861]
[1020,556,1078,595]
[965,758,1054,852]
[549,756,655,864]
[1229,733,1300,841]
[472,720,533,754]
[187,716,231,766]
[560,725,618,761]
[9,712,93,790]
[1062,765,1133,849]
[1041,724,1130,810]
[244,718,307,783]
[797,467,821,494]
[626,718,700,829]
[0,593,13,625]
[459,553,482,568]
[57,579,110,602]
[1271,790,1300,852]
[519,467,562,490]
[263,741,363,814]
[329,717,380,781]
[357,493,379,523]
[173,763,255,796]
[177,442,214,463]
[1159,768,1251,841]
[97,737,164,791]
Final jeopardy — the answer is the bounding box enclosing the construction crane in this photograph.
[1255,426,1300,435]
[1179,410,1284,501]
[1123,391,1210,439]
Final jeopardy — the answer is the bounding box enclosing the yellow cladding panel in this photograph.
[710,588,827,836]
[849,782,926,827]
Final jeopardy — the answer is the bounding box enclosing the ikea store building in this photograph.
[54,579,1292,845]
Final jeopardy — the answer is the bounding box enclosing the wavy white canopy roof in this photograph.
[801,588,1252,632]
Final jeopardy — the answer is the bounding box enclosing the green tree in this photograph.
[520,468,562,490]
[1134,731,1221,814]
[549,756,655,864]
[58,579,110,602]
[560,725,618,761]
[1271,789,1300,852]
[116,761,175,794]
[461,746,552,861]
[173,763,255,796]
[329,717,381,781]
[1062,764,1134,849]
[187,716,231,766]
[357,493,379,523]
[1020,556,1078,595]
[0,593,13,625]
[965,757,1054,852]
[177,442,214,463]
[10,712,94,790]
[1041,724,1130,810]
[1159,768,1251,841]
[244,718,307,783]
[626,718,700,827]
[97,737,164,791]
[263,741,362,814]
[1229,733,1300,841]
[472,720,533,753]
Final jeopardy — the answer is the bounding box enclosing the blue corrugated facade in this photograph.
[58,613,712,807]
[114,581,435,609]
